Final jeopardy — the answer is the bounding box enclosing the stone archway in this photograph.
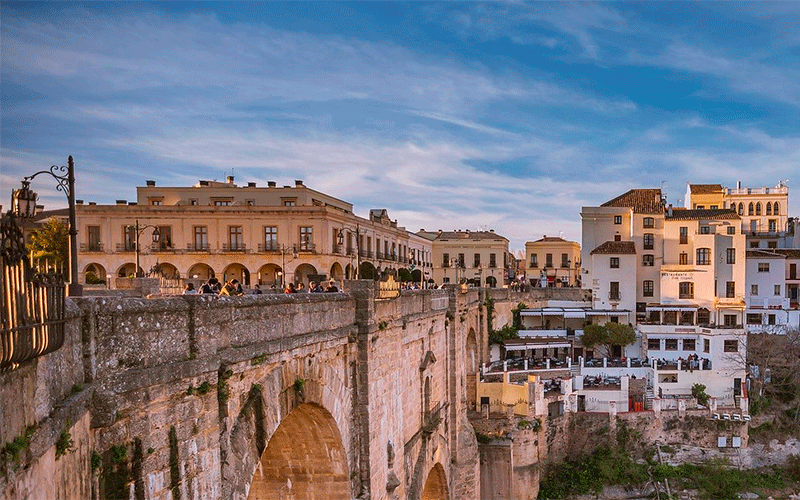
[117,262,138,277]
[330,262,344,280]
[187,263,215,279]
[83,263,107,284]
[293,263,318,285]
[466,328,478,409]
[257,263,282,287]
[224,263,250,286]
[421,463,448,500]
[247,403,350,500]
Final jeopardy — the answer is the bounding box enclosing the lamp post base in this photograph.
[67,283,83,297]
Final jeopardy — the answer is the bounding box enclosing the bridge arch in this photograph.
[466,328,478,409]
[247,402,350,500]
[421,462,449,500]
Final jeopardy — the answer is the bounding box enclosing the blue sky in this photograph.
[3,2,800,251]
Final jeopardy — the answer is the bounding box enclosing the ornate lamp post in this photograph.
[279,245,298,287]
[12,156,81,296]
[127,220,161,277]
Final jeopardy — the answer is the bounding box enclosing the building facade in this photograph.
[418,229,510,287]
[523,236,581,287]
[76,178,433,288]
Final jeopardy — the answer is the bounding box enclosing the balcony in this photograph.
[150,243,177,253]
[746,297,790,310]
[115,243,135,253]
[297,243,316,254]
[186,243,210,252]
[258,243,280,253]
[222,243,247,253]
[80,243,104,253]
[608,292,621,302]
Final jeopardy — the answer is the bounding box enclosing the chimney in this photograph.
[295,180,304,187]
[128,202,137,205]
[146,180,156,187]
[247,182,256,188]
[737,180,741,189]
[668,204,673,217]
[268,181,277,188]
[226,175,234,184]
[76,200,84,205]
[88,202,96,206]
[116,200,127,205]
[199,180,209,186]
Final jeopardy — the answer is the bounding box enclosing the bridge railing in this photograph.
[1,213,66,370]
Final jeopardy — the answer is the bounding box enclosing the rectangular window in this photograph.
[88,225,101,251]
[124,225,136,251]
[643,233,654,250]
[696,248,711,265]
[700,225,711,234]
[614,215,622,224]
[769,219,777,232]
[758,263,770,272]
[246,199,255,206]
[489,253,497,268]
[642,254,654,266]
[561,253,569,267]
[648,338,660,350]
[724,315,737,327]
[157,226,172,250]
[643,217,654,228]
[775,285,781,296]
[726,281,736,298]
[545,253,553,267]
[474,253,481,267]
[443,253,450,267]
[228,226,243,250]
[727,226,736,235]
[747,313,762,325]
[724,340,739,353]
[214,200,232,206]
[609,282,620,300]
[750,241,760,248]
[530,254,537,267]
[458,253,465,268]
[679,282,694,299]
[679,252,688,265]
[768,314,776,325]
[610,257,619,269]
[683,339,696,351]
[710,205,718,210]
[751,284,759,296]
[150,199,162,206]
[665,339,678,350]
[283,199,296,207]
[680,227,688,244]
[768,241,777,249]
[299,226,313,251]
[704,339,710,353]
[189,199,198,206]
[614,234,621,241]
[643,280,654,297]
[725,248,735,264]
[193,226,208,250]
[264,226,277,251]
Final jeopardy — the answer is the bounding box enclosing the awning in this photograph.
[646,305,698,312]
[504,342,572,351]
[585,310,630,316]
[563,311,586,319]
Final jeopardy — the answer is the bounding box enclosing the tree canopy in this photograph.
[581,322,636,358]
[28,218,69,267]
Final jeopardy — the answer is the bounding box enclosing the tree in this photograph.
[28,218,69,267]
[581,322,636,358]
[397,268,413,283]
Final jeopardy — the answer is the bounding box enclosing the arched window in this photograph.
[766,202,772,215]
[756,202,762,215]
[748,202,754,215]
[738,203,743,216]
[774,202,780,215]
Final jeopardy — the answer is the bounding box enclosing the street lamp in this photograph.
[127,220,161,277]
[12,156,81,296]
[279,245,298,287]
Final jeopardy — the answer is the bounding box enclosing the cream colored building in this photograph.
[523,236,580,287]
[76,178,433,288]
[685,181,789,245]
[417,229,509,286]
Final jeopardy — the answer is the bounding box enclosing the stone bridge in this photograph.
[0,283,587,500]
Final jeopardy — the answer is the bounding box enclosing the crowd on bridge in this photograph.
[182,277,342,295]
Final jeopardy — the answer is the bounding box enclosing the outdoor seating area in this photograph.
[486,356,570,373]
[583,375,621,388]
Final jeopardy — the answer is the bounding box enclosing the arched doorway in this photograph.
[187,263,214,280]
[421,463,448,500]
[293,263,318,285]
[466,329,478,409]
[247,403,349,500]
[223,263,250,285]
[330,262,344,280]
[359,262,377,280]
[257,263,282,288]
[83,263,107,284]
[117,263,139,278]
[152,262,179,279]
[485,275,497,288]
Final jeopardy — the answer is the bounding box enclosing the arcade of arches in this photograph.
[247,403,349,500]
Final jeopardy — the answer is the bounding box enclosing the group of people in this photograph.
[183,278,261,296]
[283,280,339,293]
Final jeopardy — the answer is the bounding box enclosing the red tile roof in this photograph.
[590,241,637,255]
[666,209,739,221]
[601,189,664,214]
[688,184,724,194]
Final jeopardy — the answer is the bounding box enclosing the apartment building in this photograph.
[523,236,581,287]
[418,229,509,286]
[76,178,433,288]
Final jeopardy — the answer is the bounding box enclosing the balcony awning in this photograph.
[646,305,698,312]
[585,310,630,316]
[563,311,586,319]
[504,342,572,351]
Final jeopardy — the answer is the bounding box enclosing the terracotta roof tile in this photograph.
[746,250,785,259]
[601,189,664,214]
[590,241,637,255]
[432,230,508,241]
[770,249,800,259]
[666,208,739,221]
[688,184,724,194]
